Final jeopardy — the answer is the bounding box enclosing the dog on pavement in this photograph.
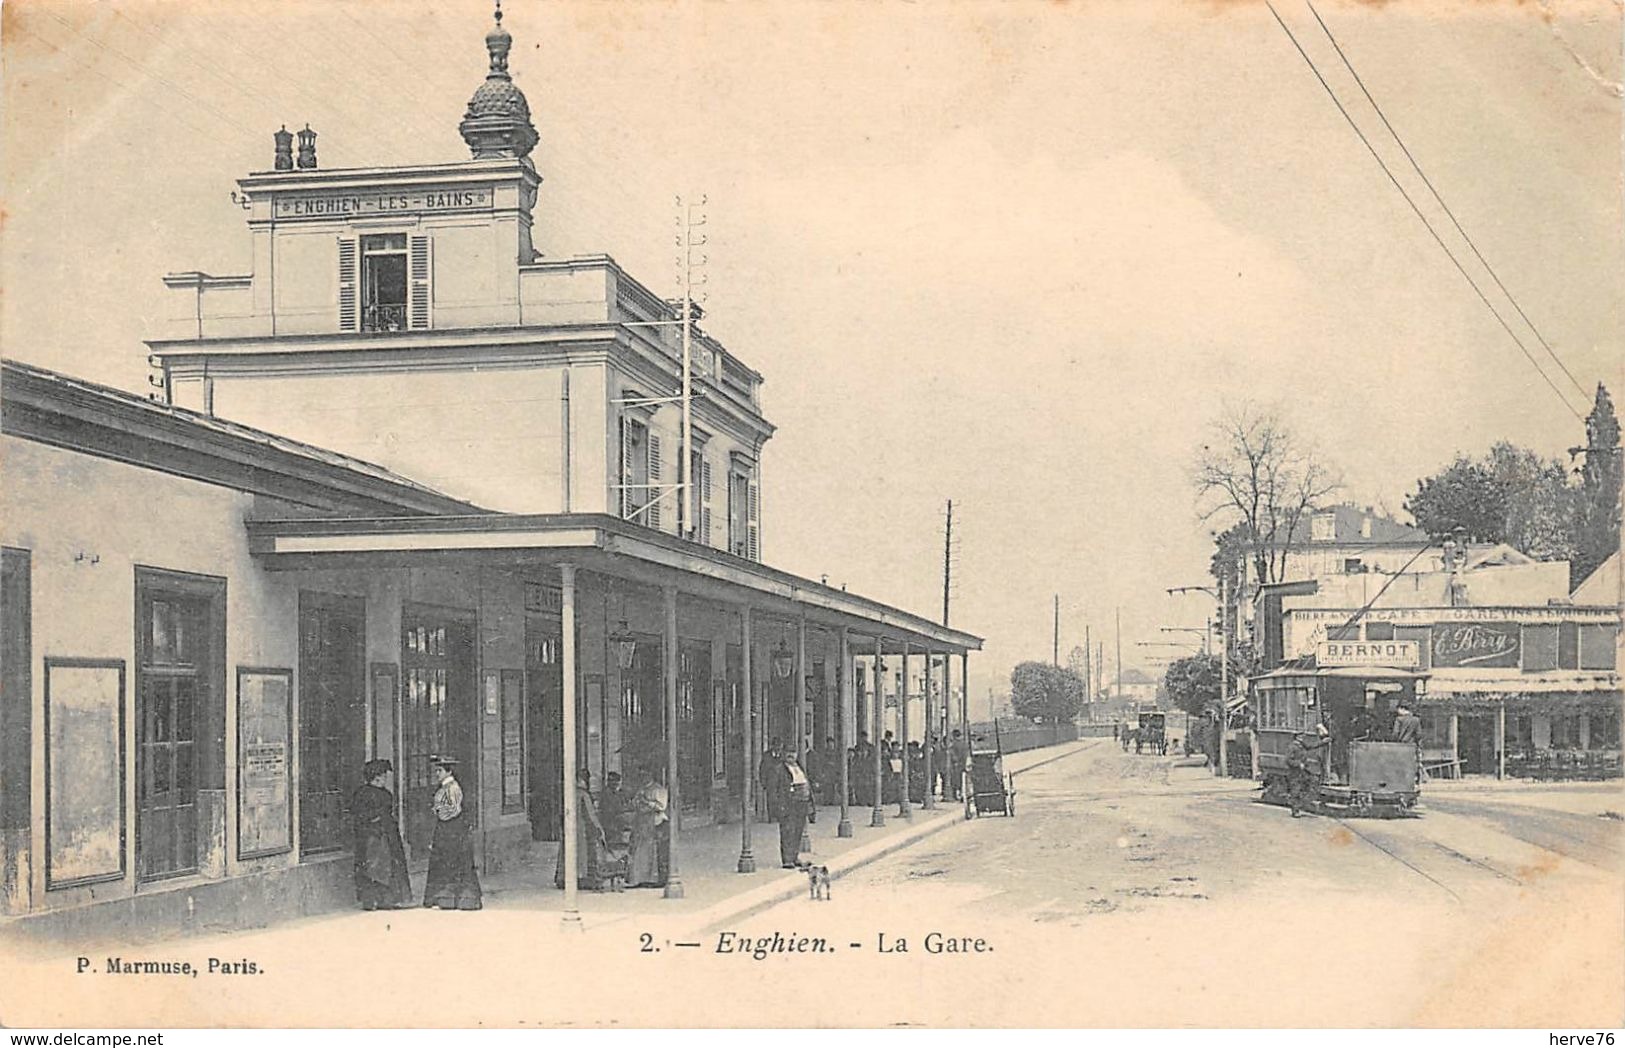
[803,863,831,901]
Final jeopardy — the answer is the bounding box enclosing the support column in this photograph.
[663,586,684,898]
[960,652,970,731]
[1495,701,1506,781]
[837,627,853,837]
[922,650,935,810]
[899,638,912,820]
[1448,713,1459,777]
[943,649,957,802]
[559,564,581,929]
[737,605,756,873]
[871,638,886,828]
[796,611,811,855]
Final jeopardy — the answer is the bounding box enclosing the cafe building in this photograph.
[1267,548,1621,780]
[0,8,981,933]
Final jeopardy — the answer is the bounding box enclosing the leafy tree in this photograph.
[1404,455,1506,543]
[1009,661,1084,724]
[1194,403,1341,587]
[1065,645,1093,703]
[1405,442,1578,561]
[1161,641,1260,720]
[1575,384,1622,587]
[1161,654,1221,719]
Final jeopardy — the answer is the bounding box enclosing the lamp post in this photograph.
[871,638,885,828]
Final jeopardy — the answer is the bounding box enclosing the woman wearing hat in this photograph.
[423,755,483,910]
[351,758,412,910]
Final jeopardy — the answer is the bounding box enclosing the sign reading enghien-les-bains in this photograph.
[1316,640,1421,668]
[274,188,493,218]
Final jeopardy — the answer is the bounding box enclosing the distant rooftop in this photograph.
[1284,504,1427,546]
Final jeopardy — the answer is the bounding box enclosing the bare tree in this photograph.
[1194,403,1341,586]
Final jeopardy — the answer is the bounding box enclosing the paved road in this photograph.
[750,738,1624,1027]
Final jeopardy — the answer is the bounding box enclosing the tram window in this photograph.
[1364,621,1395,641]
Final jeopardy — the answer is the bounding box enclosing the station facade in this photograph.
[0,9,980,931]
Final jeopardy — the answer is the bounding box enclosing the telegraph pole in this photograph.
[1084,623,1093,722]
[1053,595,1060,666]
[942,499,953,627]
[676,196,707,540]
[1115,606,1123,710]
[1218,574,1230,779]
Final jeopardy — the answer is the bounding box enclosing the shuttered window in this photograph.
[647,433,663,529]
[619,415,633,520]
[747,476,759,561]
[337,237,359,332]
[701,459,713,545]
[408,234,432,330]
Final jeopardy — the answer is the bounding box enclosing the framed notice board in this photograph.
[237,666,293,859]
[44,658,126,890]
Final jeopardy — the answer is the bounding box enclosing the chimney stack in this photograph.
[296,124,318,169]
[273,125,294,171]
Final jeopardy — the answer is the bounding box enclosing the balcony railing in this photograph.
[362,303,408,332]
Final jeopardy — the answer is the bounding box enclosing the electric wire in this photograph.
[1305,0,1591,403]
[1265,2,1586,423]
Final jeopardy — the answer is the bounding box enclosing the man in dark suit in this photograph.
[766,750,811,868]
[1392,705,1422,745]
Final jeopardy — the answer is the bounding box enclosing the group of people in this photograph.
[350,754,483,912]
[348,726,986,911]
[1284,703,1423,818]
[838,730,969,807]
[553,763,674,891]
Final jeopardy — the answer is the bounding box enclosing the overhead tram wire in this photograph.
[1264,2,1587,424]
[1305,0,1591,403]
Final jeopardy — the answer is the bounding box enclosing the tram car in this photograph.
[1250,662,1424,817]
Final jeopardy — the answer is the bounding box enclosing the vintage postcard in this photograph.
[1,0,1621,1031]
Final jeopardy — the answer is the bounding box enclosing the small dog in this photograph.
[804,863,831,901]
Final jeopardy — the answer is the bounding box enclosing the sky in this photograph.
[2,0,1620,709]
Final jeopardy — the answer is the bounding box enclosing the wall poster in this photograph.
[236,666,293,859]
[500,669,524,812]
[369,662,398,767]
[44,658,126,889]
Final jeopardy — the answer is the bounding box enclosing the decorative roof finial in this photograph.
[460,0,535,159]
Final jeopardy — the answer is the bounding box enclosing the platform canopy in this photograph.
[246,510,982,655]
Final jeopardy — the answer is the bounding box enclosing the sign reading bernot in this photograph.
[1316,640,1421,668]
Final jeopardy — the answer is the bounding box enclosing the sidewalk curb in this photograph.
[686,738,1098,932]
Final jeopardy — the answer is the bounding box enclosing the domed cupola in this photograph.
[458,2,539,161]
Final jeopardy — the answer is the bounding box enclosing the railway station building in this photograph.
[0,9,980,931]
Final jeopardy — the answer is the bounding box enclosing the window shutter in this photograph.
[647,433,662,529]
[619,415,632,520]
[408,234,432,330]
[747,477,759,561]
[702,459,713,545]
[337,237,358,331]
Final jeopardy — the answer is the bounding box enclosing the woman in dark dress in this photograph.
[554,768,609,890]
[422,755,482,910]
[351,758,412,910]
